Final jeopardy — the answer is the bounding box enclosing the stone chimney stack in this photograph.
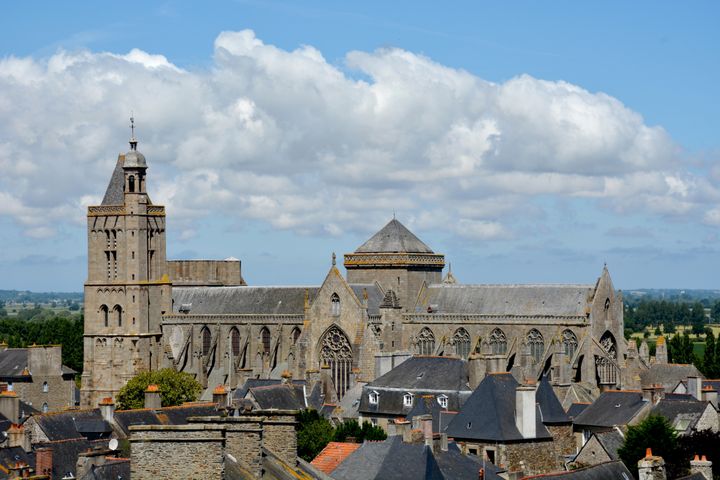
[144,384,162,409]
[212,385,229,408]
[687,376,702,400]
[655,337,668,364]
[638,448,666,480]
[0,390,20,424]
[35,447,53,477]
[702,386,718,409]
[99,397,115,424]
[515,383,536,439]
[689,454,713,480]
[7,424,31,452]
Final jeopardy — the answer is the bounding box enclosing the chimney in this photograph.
[690,454,713,480]
[515,383,536,439]
[392,419,412,443]
[638,448,666,480]
[419,414,433,448]
[7,424,31,452]
[99,397,115,423]
[280,370,292,385]
[144,384,162,409]
[687,376,702,400]
[35,447,53,477]
[76,448,110,480]
[642,384,663,404]
[7,461,31,479]
[212,385,229,408]
[0,390,20,424]
[479,467,485,480]
[702,386,718,409]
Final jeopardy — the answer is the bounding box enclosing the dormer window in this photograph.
[403,393,414,408]
[369,391,379,405]
[437,394,448,409]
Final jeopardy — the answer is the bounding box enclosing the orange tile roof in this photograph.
[310,442,361,474]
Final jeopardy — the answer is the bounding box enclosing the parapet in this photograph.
[167,259,246,287]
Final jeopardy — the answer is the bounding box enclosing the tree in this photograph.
[668,332,696,365]
[702,330,720,379]
[297,409,335,462]
[712,300,720,322]
[333,419,387,443]
[116,368,202,410]
[618,415,687,479]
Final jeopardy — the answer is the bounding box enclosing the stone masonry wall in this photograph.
[262,414,298,466]
[547,425,576,459]
[461,439,559,476]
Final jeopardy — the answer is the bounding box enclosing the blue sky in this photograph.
[1,1,719,291]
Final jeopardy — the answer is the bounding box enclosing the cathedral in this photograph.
[81,130,629,407]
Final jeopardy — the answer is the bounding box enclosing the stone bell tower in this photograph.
[80,118,171,407]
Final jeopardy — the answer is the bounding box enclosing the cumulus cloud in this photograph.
[0,30,715,240]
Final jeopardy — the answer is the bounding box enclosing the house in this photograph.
[310,442,362,475]
[641,364,703,393]
[650,397,718,434]
[572,390,651,445]
[358,356,471,430]
[444,373,571,475]
[572,430,624,467]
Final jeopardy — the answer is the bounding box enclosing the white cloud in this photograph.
[0,30,714,240]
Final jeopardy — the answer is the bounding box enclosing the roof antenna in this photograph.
[129,113,138,151]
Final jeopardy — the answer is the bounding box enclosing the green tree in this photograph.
[333,419,387,443]
[668,332,696,365]
[618,415,687,479]
[297,409,335,462]
[712,300,720,322]
[116,368,202,410]
[703,330,720,378]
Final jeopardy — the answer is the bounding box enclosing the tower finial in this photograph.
[129,113,138,151]
[332,252,336,266]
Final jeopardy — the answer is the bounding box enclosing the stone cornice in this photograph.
[403,313,587,325]
[87,205,165,217]
[344,252,445,268]
[162,314,304,324]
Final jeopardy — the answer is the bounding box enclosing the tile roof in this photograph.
[355,219,434,254]
[310,442,361,474]
[445,373,552,442]
[171,286,318,315]
[417,284,594,316]
[572,391,648,428]
[521,460,633,479]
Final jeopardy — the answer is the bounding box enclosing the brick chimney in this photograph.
[690,454,712,480]
[144,384,161,409]
[212,385,229,408]
[35,447,53,477]
[638,448,666,480]
[515,383,536,439]
[0,390,20,424]
[7,424,30,452]
[687,376,702,400]
[99,397,115,423]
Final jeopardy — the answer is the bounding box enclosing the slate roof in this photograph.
[335,382,365,419]
[0,350,30,379]
[349,284,384,316]
[591,430,624,461]
[32,409,112,441]
[567,403,590,420]
[537,375,571,424]
[417,284,594,316]
[171,286,318,315]
[36,438,108,480]
[640,364,703,392]
[406,395,452,433]
[445,373,552,442]
[248,384,307,410]
[521,460,633,479]
[331,435,503,480]
[572,391,648,428]
[310,442,362,474]
[0,446,34,479]
[101,156,125,205]
[367,356,469,391]
[651,398,709,434]
[676,474,709,480]
[79,458,131,480]
[703,379,720,391]
[355,219,434,254]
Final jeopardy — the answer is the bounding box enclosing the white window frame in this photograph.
[437,394,448,409]
[369,391,379,405]
[403,393,413,408]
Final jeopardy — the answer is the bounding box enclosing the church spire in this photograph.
[129,114,138,151]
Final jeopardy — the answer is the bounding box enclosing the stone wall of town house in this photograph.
[547,424,576,459]
[458,438,560,476]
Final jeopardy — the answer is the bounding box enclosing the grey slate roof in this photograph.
[567,403,590,420]
[445,373,552,442]
[703,379,720,391]
[232,378,307,400]
[355,219,434,254]
[651,398,709,434]
[417,284,594,316]
[171,286,318,315]
[0,446,34,479]
[332,435,503,480]
[101,156,125,205]
[0,349,30,379]
[349,284,384,316]
[592,430,624,461]
[33,409,112,441]
[573,391,648,428]
[367,356,469,391]
[640,364,703,392]
[113,403,217,435]
[521,460,632,479]
[79,459,131,480]
[537,376,571,424]
[248,384,307,410]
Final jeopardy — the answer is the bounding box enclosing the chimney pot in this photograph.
[646,448,653,458]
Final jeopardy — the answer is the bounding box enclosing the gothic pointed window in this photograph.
[489,328,507,355]
[320,325,353,398]
[230,328,241,357]
[596,331,618,386]
[113,305,122,327]
[201,327,211,356]
[562,329,578,358]
[416,327,435,356]
[291,327,301,345]
[452,328,471,359]
[260,327,271,355]
[100,305,109,328]
[527,329,544,364]
[331,293,341,316]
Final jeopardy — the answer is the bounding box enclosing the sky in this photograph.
[0,1,719,292]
